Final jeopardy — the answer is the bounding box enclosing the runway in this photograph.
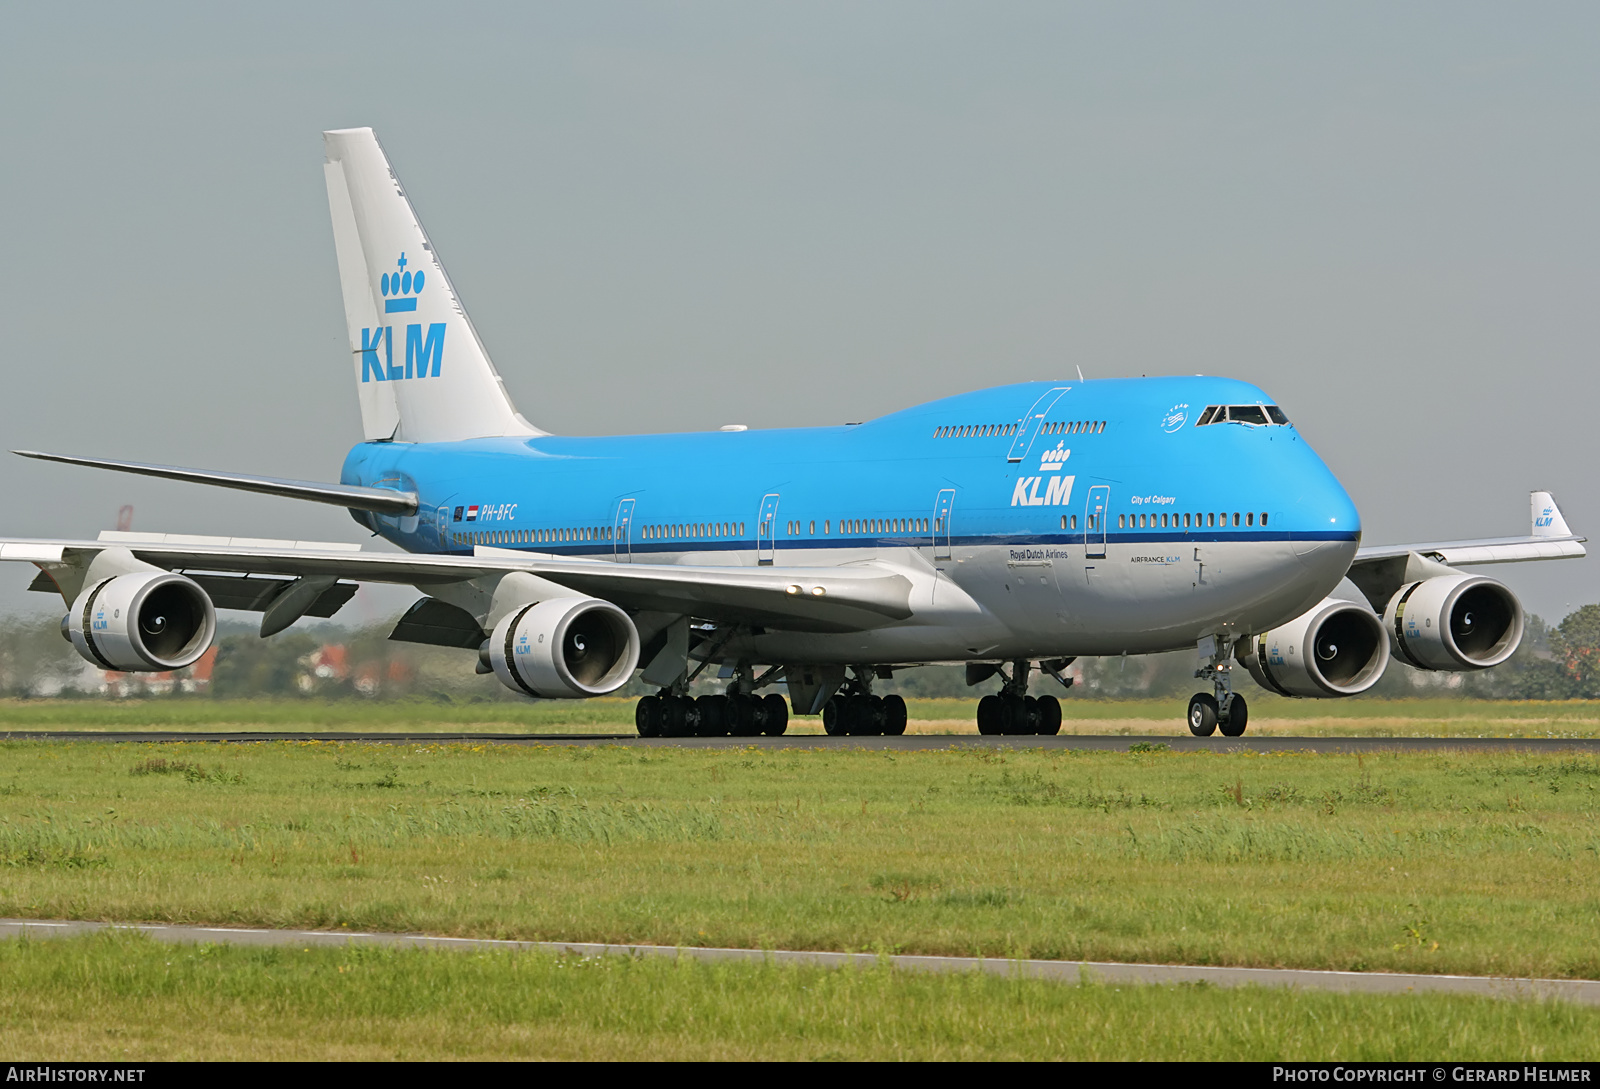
[2,731,1599,753]
[2,917,1593,1005]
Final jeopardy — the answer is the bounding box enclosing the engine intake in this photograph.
[65,572,217,672]
[1384,574,1523,671]
[1238,596,1389,698]
[488,597,640,699]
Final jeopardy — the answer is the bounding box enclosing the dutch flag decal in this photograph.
[466,506,479,521]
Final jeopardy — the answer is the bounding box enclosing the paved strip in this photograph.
[3,918,1593,1005]
[3,731,1599,753]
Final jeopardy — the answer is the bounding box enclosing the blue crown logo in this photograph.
[380,253,425,313]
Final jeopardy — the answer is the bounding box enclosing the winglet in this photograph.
[1531,491,1573,539]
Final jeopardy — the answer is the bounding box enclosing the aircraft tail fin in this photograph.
[322,128,540,443]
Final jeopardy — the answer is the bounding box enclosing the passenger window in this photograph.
[1118,514,1126,529]
[1070,515,1078,530]
[1246,512,1254,527]
[1232,512,1240,527]
[1183,513,1191,529]
[1260,512,1269,526]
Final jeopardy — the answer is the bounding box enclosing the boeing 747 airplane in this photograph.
[6,129,1586,737]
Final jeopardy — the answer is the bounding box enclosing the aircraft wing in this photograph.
[1350,490,1585,566]
[3,531,930,635]
[1345,490,1584,610]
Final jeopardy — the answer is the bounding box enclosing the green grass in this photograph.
[2,741,1599,982]
[1,696,1598,736]
[3,932,1595,1060]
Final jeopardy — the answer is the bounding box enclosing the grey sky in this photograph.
[1,2,1595,625]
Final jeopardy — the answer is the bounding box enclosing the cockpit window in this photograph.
[1195,404,1290,427]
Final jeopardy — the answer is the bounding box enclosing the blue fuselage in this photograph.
[341,376,1361,662]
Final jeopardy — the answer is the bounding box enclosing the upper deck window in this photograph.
[1195,404,1291,427]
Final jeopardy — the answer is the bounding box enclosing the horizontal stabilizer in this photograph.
[13,451,418,516]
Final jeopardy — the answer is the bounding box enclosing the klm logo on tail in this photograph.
[362,253,445,383]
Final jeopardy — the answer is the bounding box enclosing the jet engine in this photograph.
[1238,596,1389,698]
[1384,574,1523,671]
[64,572,217,672]
[487,597,641,699]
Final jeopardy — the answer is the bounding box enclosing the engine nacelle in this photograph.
[1238,596,1389,698]
[64,572,217,672]
[1384,574,1523,671]
[488,597,640,699]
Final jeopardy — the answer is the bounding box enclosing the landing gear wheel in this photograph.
[636,697,663,738]
[661,695,693,738]
[1218,694,1249,737]
[976,694,1003,735]
[1036,695,1062,736]
[882,694,908,736]
[727,694,759,736]
[760,693,789,736]
[1186,692,1219,737]
[696,694,731,737]
[999,695,1030,735]
[822,697,844,736]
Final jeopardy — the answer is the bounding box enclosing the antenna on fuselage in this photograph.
[1076,366,1085,381]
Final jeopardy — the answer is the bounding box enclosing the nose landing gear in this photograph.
[1188,638,1248,737]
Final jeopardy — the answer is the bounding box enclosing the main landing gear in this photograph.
[636,690,789,738]
[1187,640,1248,737]
[636,661,790,738]
[975,659,1063,736]
[821,666,908,736]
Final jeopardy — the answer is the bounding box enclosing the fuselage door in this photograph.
[933,488,956,561]
[756,493,781,565]
[436,505,453,551]
[1084,485,1109,559]
[1007,386,1070,462]
[613,498,636,563]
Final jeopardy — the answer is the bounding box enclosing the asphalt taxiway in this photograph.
[2,731,1598,753]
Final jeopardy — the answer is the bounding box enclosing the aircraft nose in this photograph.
[1292,478,1362,568]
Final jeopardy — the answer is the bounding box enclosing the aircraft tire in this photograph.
[698,694,732,737]
[726,694,758,736]
[866,694,885,735]
[839,694,863,735]
[1219,694,1249,737]
[1187,693,1219,737]
[822,697,844,735]
[1037,695,1062,735]
[636,697,663,738]
[660,695,693,738]
[977,695,1003,735]
[882,694,908,736]
[996,694,1030,735]
[761,693,789,736]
